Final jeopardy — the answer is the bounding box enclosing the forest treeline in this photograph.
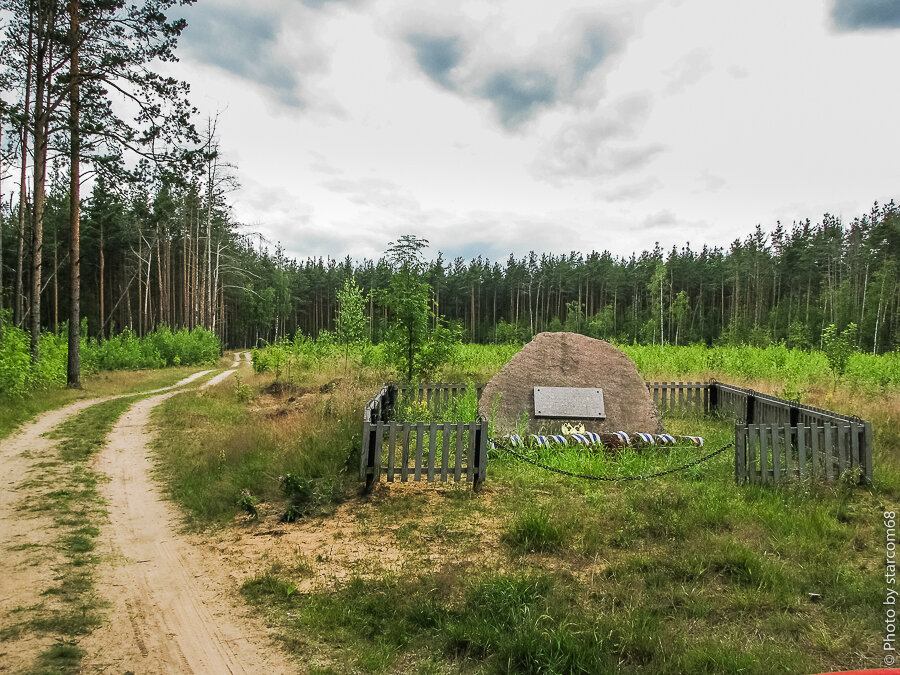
[2,171,898,353]
[1,2,897,365]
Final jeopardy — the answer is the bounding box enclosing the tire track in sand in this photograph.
[81,362,291,674]
[0,370,213,672]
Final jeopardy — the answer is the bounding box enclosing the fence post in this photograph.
[746,391,756,424]
[734,423,745,484]
[360,421,370,480]
[707,382,718,415]
[473,422,486,492]
[364,421,379,493]
[863,421,873,485]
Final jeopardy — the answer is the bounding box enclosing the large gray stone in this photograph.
[478,332,662,435]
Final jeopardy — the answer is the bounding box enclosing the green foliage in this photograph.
[278,473,317,522]
[0,323,37,396]
[380,235,461,383]
[493,319,526,344]
[822,323,858,378]
[0,317,221,397]
[503,509,565,553]
[336,277,369,351]
[233,374,253,403]
[621,342,900,390]
[238,490,259,519]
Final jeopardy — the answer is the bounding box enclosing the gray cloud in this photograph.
[832,0,900,30]
[407,34,463,89]
[322,177,421,212]
[301,0,360,8]
[535,95,664,181]
[664,50,713,95]
[480,68,558,127]
[402,17,624,129]
[573,27,611,86]
[597,177,662,202]
[181,5,308,107]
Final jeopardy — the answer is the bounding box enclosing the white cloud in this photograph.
[170,0,900,263]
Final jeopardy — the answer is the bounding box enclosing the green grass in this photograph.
[148,345,900,672]
[232,407,891,672]
[242,564,819,674]
[443,342,900,392]
[10,395,148,671]
[30,641,87,675]
[503,508,566,553]
[151,371,367,527]
[0,365,212,440]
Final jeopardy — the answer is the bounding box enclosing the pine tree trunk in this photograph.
[53,228,58,333]
[137,238,143,335]
[99,221,104,340]
[15,17,33,329]
[30,31,49,364]
[0,122,3,342]
[66,0,81,386]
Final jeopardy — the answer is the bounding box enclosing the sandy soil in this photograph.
[80,361,292,674]
[0,397,107,671]
[0,371,215,672]
[0,366,293,674]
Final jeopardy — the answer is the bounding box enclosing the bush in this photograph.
[0,317,221,397]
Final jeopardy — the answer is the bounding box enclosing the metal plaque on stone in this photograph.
[533,387,606,420]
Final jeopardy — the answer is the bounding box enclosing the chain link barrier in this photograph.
[491,437,735,482]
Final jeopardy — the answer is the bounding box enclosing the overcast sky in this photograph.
[172,0,900,262]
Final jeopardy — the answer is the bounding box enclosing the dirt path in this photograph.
[0,370,215,672]
[81,361,291,674]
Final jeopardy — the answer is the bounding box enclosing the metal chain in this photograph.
[492,438,735,482]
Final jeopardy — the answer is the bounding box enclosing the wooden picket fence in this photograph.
[648,381,873,485]
[735,421,872,484]
[360,380,873,490]
[360,384,488,492]
[647,381,710,412]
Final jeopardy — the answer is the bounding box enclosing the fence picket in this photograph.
[387,423,397,482]
[811,424,820,478]
[798,424,806,479]
[360,421,370,480]
[771,426,781,483]
[373,423,384,482]
[455,422,464,482]
[824,423,833,480]
[441,422,451,482]
[467,420,476,482]
[841,424,851,475]
[401,423,411,482]
[414,426,424,481]
[427,424,437,482]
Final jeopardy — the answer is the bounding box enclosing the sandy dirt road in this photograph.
[0,370,214,672]
[80,361,292,674]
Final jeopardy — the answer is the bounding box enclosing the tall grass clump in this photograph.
[151,373,366,526]
[620,342,899,390]
[253,332,392,382]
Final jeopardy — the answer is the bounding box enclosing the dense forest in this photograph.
[1,1,898,374]
[2,170,898,354]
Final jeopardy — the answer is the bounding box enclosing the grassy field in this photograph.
[0,361,230,440]
[149,343,899,674]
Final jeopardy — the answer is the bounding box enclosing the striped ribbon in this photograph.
[492,432,705,449]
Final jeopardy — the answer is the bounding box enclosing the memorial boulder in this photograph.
[478,332,663,436]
